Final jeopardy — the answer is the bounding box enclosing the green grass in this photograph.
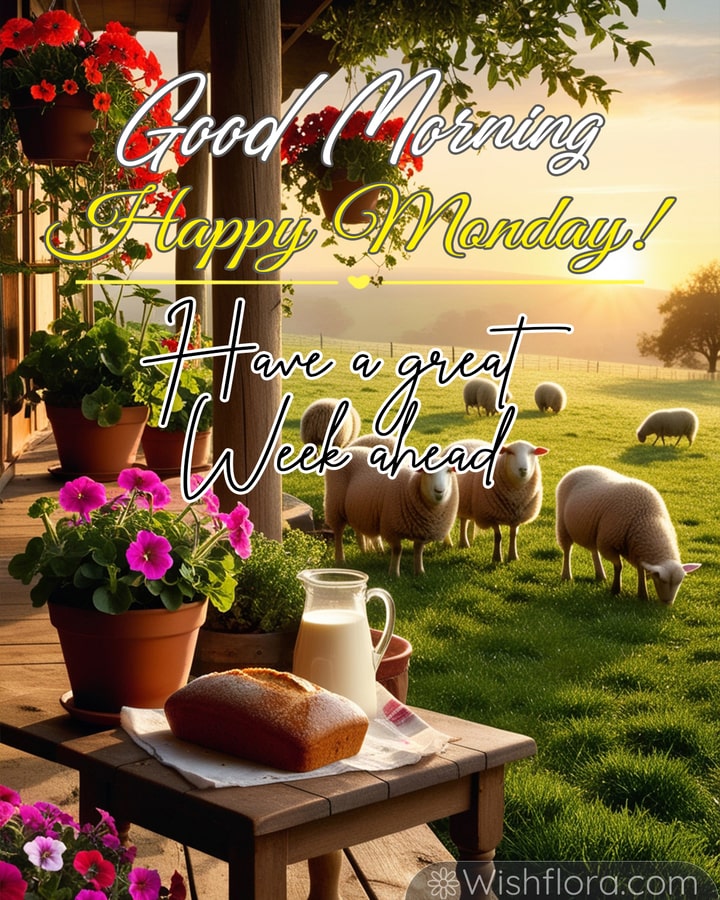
[279,340,720,882]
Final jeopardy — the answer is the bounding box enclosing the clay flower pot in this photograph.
[141,426,212,477]
[49,599,208,716]
[11,89,96,166]
[317,170,381,224]
[46,404,148,480]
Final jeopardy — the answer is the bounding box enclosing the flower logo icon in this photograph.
[426,866,461,899]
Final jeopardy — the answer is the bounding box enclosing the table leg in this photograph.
[307,851,343,900]
[449,765,505,899]
[229,831,289,900]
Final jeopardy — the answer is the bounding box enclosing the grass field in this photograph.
[278,337,720,883]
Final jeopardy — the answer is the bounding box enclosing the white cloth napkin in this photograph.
[120,684,449,789]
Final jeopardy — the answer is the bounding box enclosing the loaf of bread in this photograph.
[164,667,369,772]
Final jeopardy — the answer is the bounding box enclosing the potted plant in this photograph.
[136,317,214,477]
[7,467,254,716]
[280,105,424,281]
[16,251,173,478]
[193,528,332,675]
[0,783,186,900]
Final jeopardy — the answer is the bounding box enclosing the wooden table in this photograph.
[0,684,536,899]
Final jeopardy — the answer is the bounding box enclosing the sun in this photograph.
[587,246,645,283]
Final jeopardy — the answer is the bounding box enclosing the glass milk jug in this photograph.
[293,569,395,718]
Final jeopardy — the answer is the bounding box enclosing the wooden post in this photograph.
[209,0,283,539]
[175,30,209,325]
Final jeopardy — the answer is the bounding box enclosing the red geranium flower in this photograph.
[93,92,112,111]
[82,56,103,85]
[0,17,34,52]
[32,10,79,47]
[30,80,57,103]
[63,79,79,95]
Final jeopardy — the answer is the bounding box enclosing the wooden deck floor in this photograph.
[0,430,449,899]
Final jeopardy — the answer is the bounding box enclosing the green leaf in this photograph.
[93,582,134,614]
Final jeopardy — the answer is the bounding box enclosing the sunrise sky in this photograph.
[139,0,719,348]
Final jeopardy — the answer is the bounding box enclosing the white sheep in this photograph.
[456,439,549,562]
[463,378,508,416]
[347,434,397,552]
[636,408,699,447]
[324,446,459,576]
[535,381,567,414]
[300,397,361,449]
[555,465,701,604]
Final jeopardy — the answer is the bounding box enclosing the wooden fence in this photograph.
[284,333,716,381]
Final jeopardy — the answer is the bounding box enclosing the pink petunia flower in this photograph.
[0,861,27,900]
[23,835,66,871]
[118,468,162,494]
[76,890,108,900]
[0,801,16,828]
[190,474,220,518]
[128,866,162,900]
[73,849,116,888]
[126,531,173,579]
[218,503,254,558]
[58,477,107,521]
[0,786,21,805]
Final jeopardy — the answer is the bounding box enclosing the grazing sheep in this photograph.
[324,446,458,576]
[555,465,701,604]
[347,434,397,552]
[463,378,510,416]
[300,397,361,449]
[535,381,567,414]
[456,439,549,562]
[636,408,699,447]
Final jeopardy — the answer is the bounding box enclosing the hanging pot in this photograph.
[317,169,381,224]
[141,426,212,477]
[49,599,208,717]
[11,89,96,166]
[46,404,148,481]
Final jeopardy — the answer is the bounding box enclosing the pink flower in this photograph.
[0,786,21,805]
[23,835,66,871]
[190,475,220,518]
[58,477,107,521]
[73,849,116,888]
[0,800,16,827]
[128,866,162,900]
[218,503,254,558]
[0,861,27,900]
[76,891,108,900]
[117,468,171,510]
[126,531,173,579]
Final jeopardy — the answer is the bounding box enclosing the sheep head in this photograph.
[499,441,549,484]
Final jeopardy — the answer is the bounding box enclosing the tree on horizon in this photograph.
[637,261,720,374]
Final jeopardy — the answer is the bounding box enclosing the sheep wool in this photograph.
[555,465,701,604]
[456,439,549,562]
[300,398,361,449]
[463,378,505,416]
[534,381,567,413]
[636,408,699,447]
[324,446,458,576]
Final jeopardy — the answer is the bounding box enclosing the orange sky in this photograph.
[140,0,719,298]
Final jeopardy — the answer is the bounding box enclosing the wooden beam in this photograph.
[209,0,283,540]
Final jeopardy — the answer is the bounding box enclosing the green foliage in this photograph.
[204,529,332,633]
[280,339,720,881]
[313,0,666,113]
[638,260,720,373]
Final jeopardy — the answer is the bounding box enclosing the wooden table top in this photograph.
[0,680,536,864]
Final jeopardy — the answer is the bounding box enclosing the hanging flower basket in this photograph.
[316,168,381,224]
[10,87,95,166]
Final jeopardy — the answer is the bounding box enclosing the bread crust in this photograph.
[164,667,369,772]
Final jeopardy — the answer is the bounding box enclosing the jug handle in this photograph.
[366,588,396,671]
